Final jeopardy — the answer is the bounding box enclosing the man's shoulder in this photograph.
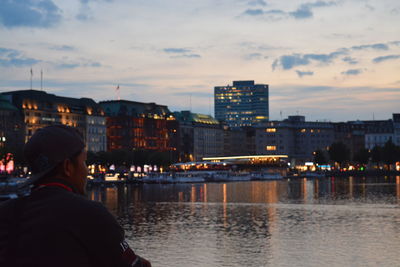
[46,189,110,215]
[25,188,111,221]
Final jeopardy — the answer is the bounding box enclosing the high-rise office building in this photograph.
[214,80,269,128]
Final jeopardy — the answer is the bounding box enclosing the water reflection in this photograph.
[87,177,400,267]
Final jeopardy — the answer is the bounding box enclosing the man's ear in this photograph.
[62,158,74,178]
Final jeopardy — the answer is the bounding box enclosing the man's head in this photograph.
[24,125,88,195]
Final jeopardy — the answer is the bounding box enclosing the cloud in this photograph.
[391,8,400,15]
[55,60,102,69]
[76,0,113,21]
[351,43,389,51]
[0,0,61,28]
[273,41,400,70]
[289,8,313,19]
[242,1,336,20]
[244,53,266,60]
[163,48,201,59]
[248,0,267,6]
[164,48,191,54]
[296,70,314,77]
[342,56,358,64]
[390,41,400,46]
[49,45,75,51]
[372,55,400,63]
[341,69,363,76]
[170,54,201,59]
[57,63,80,69]
[0,48,40,67]
[243,9,264,16]
[365,4,375,11]
[272,49,347,70]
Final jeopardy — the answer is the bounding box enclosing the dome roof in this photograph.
[0,95,18,111]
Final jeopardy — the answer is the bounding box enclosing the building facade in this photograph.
[215,80,269,128]
[222,126,255,156]
[174,111,223,161]
[333,115,399,154]
[364,120,394,150]
[256,116,334,163]
[0,95,24,158]
[100,100,179,160]
[1,90,107,152]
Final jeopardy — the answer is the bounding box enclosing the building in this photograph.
[333,114,399,155]
[214,80,269,128]
[332,121,367,159]
[1,90,107,152]
[364,120,394,150]
[100,100,179,160]
[0,95,24,158]
[222,126,255,156]
[256,116,334,164]
[393,114,400,146]
[174,111,223,161]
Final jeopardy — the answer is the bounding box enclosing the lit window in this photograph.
[301,129,306,133]
[266,128,276,133]
[266,146,276,151]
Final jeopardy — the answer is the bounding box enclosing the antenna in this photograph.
[115,85,120,101]
[30,68,33,90]
[189,94,192,112]
[40,69,43,91]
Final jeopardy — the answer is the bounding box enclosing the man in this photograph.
[0,125,151,267]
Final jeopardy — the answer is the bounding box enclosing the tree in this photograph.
[381,139,398,170]
[328,142,350,168]
[314,149,327,165]
[370,145,382,168]
[353,148,370,165]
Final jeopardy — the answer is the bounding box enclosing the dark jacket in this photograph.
[0,183,147,267]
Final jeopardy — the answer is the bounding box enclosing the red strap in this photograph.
[37,182,73,192]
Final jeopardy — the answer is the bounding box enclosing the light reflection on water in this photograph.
[88,176,400,267]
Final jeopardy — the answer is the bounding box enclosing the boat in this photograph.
[142,170,282,183]
[0,177,32,200]
[250,172,283,180]
[142,171,208,183]
[301,171,325,178]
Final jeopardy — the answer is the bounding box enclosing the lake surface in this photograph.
[88,176,400,267]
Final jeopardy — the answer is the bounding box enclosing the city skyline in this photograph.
[0,0,399,122]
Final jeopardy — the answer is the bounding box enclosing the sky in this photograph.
[0,0,399,122]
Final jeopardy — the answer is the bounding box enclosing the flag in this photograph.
[30,68,33,76]
[116,85,120,91]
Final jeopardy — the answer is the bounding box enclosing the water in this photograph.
[88,176,400,267]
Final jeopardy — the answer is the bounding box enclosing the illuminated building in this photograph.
[1,90,106,152]
[256,116,334,164]
[214,80,269,128]
[174,111,223,161]
[334,114,400,155]
[99,100,179,160]
[222,126,255,156]
[0,95,24,157]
